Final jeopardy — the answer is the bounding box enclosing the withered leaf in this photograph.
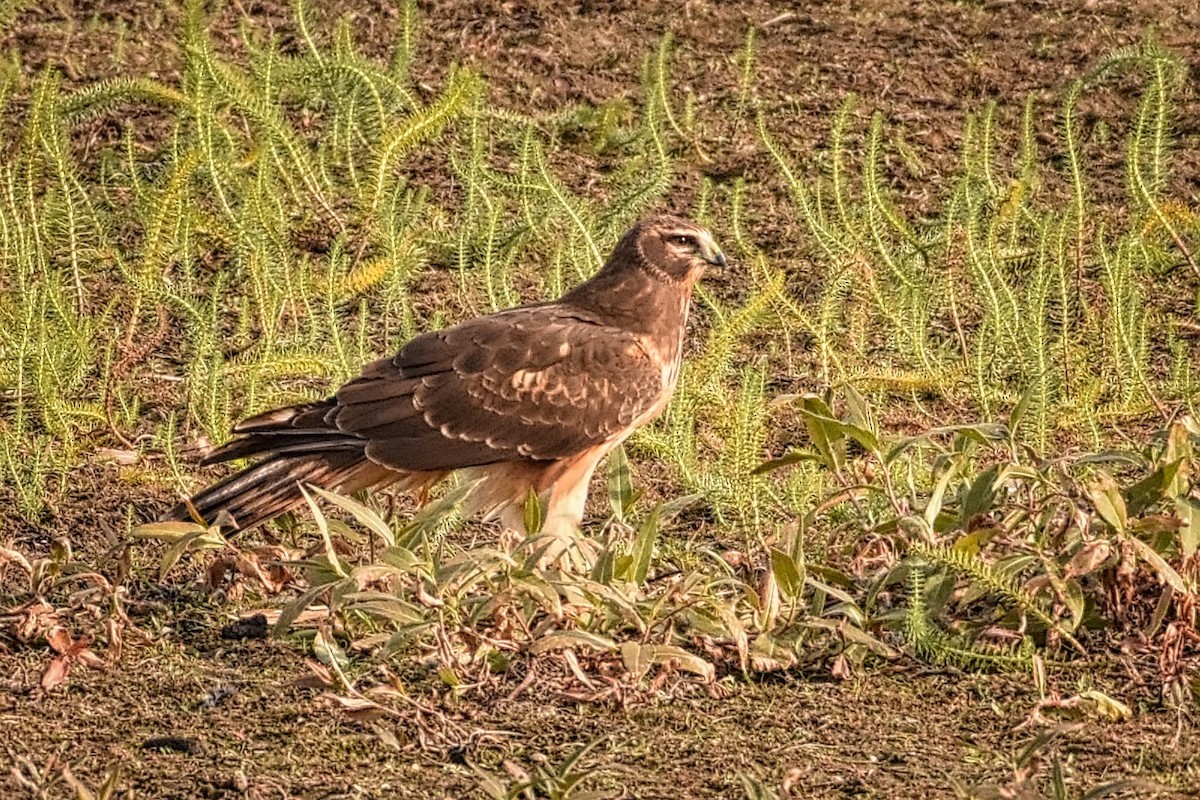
[40,655,70,692]
[320,693,390,722]
[1066,540,1114,578]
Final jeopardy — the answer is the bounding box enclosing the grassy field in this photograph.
[2,0,1200,797]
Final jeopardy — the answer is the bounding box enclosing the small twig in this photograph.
[1167,227,1200,282]
[105,303,170,449]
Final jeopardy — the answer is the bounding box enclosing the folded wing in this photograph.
[334,305,663,472]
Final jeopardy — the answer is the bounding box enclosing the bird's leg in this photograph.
[496,502,527,554]
[537,459,601,570]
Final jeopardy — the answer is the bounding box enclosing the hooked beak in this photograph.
[699,235,727,267]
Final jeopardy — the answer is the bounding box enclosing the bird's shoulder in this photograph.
[364,302,658,382]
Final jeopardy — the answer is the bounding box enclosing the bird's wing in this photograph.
[330,305,666,472]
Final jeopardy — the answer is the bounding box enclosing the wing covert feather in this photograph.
[331,306,665,472]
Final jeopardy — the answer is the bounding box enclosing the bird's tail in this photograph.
[165,402,401,531]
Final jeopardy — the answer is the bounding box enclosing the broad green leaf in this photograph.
[804,618,897,657]
[1163,419,1193,498]
[753,449,821,475]
[1079,689,1132,721]
[301,485,350,579]
[682,607,729,638]
[958,464,999,527]
[1032,655,1047,699]
[1122,458,1182,517]
[522,486,544,535]
[132,520,210,539]
[528,631,617,654]
[159,530,226,579]
[1125,534,1188,593]
[1009,385,1034,435]
[649,645,716,681]
[714,603,749,672]
[769,547,804,600]
[516,572,563,618]
[793,401,881,457]
[589,545,617,585]
[759,569,780,627]
[885,423,1007,464]
[380,546,424,572]
[620,640,652,679]
[313,628,351,672]
[627,506,661,585]
[952,530,990,557]
[1062,578,1085,632]
[748,632,800,671]
[398,477,481,541]
[1080,779,1169,798]
[924,457,961,530]
[806,563,855,588]
[1146,587,1172,638]
[1176,496,1200,558]
[994,464,1043,484]
[1071,450,1143,468]
[620,642,714,681]
[840,382,878,444]
[308,485,395,547]
[343,595,425,625]
[783,394,844,473]
[275,581,336,636]
[1088,473,1127,533]
[994,553,1039,579]
[607,443,634,522]
[472,768,508,800]
[657,493,703,523]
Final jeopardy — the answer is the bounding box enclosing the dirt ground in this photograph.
[4,0,1200,797]
[6,600,1198,798]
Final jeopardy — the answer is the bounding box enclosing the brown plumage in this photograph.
[168,215,725,546]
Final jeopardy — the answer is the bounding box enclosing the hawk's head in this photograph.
[614,214,726,285]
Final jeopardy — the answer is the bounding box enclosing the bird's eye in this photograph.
[670,235,694,246]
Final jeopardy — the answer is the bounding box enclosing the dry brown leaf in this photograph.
[252,545,294,592]
[95,447,139,465]
[0,546,33,575]
[416,583,444,608]
[46,625,74,654]
[1066,540,1114,578]
[320,693,391,722]
[830,653,852,681]
[363,683,408,701]
[14,601,57,642]
[41,655,71,692]
[561,648,597,690]
[782,767,804,798]
[720,550,746,568]
[242,606,330,629]
[106,618,124,663]
[295,659,336,689]
[234,553,274,587]
[206,556,232,590]
[78,649,106,670]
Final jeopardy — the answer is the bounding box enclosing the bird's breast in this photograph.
[635,295,691,408]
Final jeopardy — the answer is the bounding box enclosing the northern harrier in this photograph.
[169,215,725,559]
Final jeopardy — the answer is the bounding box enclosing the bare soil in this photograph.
[4,1,1200,798]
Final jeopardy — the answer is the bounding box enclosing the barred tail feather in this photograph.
[167,450,401,532]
